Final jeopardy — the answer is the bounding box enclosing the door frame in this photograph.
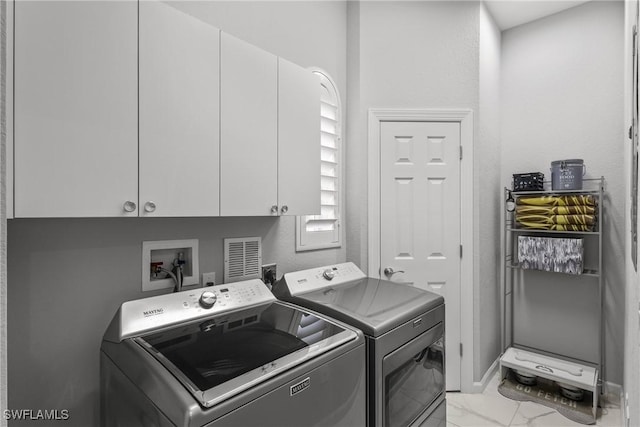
[367,108,474,392]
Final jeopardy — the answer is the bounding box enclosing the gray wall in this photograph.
[346,0,504,385]
[501,1,625,384]
[1,0,7,423]
[6,2,347,426]
[624,0,640,424]
[346,0,481,270]
[346,2,482,386]
[477,3,502,384]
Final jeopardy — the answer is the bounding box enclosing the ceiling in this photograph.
[484,0,592,30]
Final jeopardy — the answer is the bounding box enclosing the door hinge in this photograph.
[459,146,463,160]
[630,126,634,140]
[460,343,463,357]
[460,244,463,258]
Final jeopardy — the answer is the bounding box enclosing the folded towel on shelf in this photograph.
[516,195,597,207]
[516,214,596,226]
[515,205,596,215]
[515,221,594,232]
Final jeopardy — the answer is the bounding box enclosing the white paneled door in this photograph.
[380,121,461,390]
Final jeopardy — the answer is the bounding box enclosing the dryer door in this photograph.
[382,322,445,427]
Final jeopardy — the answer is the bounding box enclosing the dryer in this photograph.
[101,279,366,426]
[272,262,446,427]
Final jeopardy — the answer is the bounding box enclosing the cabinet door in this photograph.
[14,1,137,217]
[277,58,321,216]
[139,1,220,217]
[220,33,278,216]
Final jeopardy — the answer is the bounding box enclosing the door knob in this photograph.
[384,267,405,276]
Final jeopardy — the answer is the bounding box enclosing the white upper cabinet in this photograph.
[14,1,138,217]
[220,33,278,217]
[277,58,321,216]
[13,4,319,218]
[139,1,220,217]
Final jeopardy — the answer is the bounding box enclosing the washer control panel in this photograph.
[283,262,366,296]
[114,279,275,341]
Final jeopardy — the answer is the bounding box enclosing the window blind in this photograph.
[305,85,339,233]
[296,70,342,251]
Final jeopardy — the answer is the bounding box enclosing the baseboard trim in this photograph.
[604,381,624,426]
[606,381,623,400]
[469,357,499,393]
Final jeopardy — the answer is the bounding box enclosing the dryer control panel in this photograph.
[280,262,366,296]
[105,279,275,342]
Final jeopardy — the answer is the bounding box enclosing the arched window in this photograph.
[296,70,342,251]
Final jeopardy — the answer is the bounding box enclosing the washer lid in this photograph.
[285,277,444,337]
[134,301,359,408]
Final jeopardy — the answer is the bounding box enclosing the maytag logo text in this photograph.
[143,308,164,317]
[290,377,311,396]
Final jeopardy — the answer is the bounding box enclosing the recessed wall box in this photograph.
[142,239,199,291]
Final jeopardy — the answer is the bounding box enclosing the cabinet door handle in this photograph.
[280,205,289,214]
[144,201,157,213]
[271,205,278,215]
[123,201,137,213]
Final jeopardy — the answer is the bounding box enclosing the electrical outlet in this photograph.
[202,272,216,286]
[261,263,277,288]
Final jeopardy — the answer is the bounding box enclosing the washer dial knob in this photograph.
[199,291,217,309]
[322,269,336,280]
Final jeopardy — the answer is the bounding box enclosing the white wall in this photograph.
[501,1,625,384]
[6,2,347,425]
[166,0,346,98]
[477,2,502,383]
[624,0,639,424]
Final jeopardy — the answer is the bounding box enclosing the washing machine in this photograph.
[100,279,366,426]
[272,262,446,427]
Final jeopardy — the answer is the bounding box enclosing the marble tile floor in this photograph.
[446,372,623,427]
